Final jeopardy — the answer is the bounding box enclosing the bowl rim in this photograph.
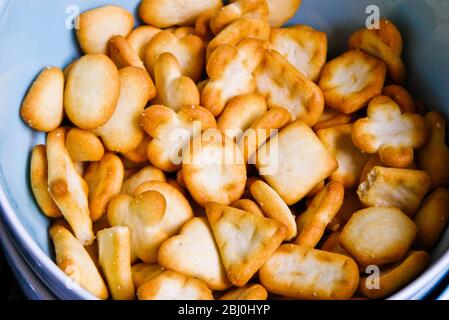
[0,0,448,300]
[0,184,96,299]
[0,214,56,300]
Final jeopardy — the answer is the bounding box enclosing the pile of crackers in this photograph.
[21,0,449,300]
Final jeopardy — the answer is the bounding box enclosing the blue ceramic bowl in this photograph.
[0,216,55,300]
[0,0,448,299]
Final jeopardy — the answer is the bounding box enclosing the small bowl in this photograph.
[0,216,55,300]
[0,0,448,299]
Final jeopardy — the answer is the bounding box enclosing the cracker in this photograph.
[94,66,156,153]
[414,188,449,249]
[305,180,325,198]
[84,153,124,222]
[137,270,213,300]
[231,199,264,217]
[317,124,369,188]
[383,85,415,113]
[266,0,302,27]
[259,244,359,299]
[50,224,108,299]
[47,128,94,245]
[203,39,265,116]
[357,166,431,217]
[20,67,64,132]
[295,182,344,249]
[269,25,327,82]
[64,54,120,130]
[256,120,338,205]
[154,53,200,112]
[417,111,449,189]
[207,17,270,59]
[205,202,286,287]
[77,5,134,54]
[359,251,429,299]
[238,107,292,163]
[220,284,268,300]
[352,96,427,168]
[321,231,353,257]
[139,0,222,28]
[116,181,193,262]
[349,18,406,84]
[255,49,324,125]
[66,128,104,162]
[195,8,218,42]
[127,26,161,61]
[132,181,193,256]
[312,107,355,131]
[250,180,297,240]
[108,35,145,69]
[142,104,217,172]
[158,217,231,290]
[131,263,165,289]
[218,94,267,141]
[319,49,386,114]
[340,207,417,266]
[121,165,166,196]
[97,226,135,300]
[210,0,269,35]
[122,135,152,164]
[145,30,205,82]
[327,189,362,232]
[30,145,62,218]
[182,129,247,206]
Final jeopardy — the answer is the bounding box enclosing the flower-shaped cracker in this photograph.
[352,96,427,168]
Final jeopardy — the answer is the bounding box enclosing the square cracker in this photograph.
[256,120,338,205]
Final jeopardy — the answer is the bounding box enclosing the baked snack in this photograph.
[30,145,62,218]
[256,120,338,205]
[317,124,369,188]
[352,95,427,168]
[259,244,359,299]
[349,18,406,84]
[47,128,94,245]
[94,66,155,153]
[50,224,108,299]
[319,49,386,114]
[139,0,223,28]
[202,39,265,116]
[269,25,327,82]
[64,54,120,130]
[158,217,231,290]
[357,166,431,217]
[20,67,64,132]
[414,188,449,249]
[340,207,417,266]
[77,5,134,54]
[295,181,344,249]
[255,49,324,125]
[84,153,124,222]
[220,284,268,300]
[182,129,247,206]
[417,111,449,189]
[205,202,286,286]
[97,226,135,300]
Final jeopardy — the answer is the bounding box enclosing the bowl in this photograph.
[0,0,448,300]
[0,216,56,300]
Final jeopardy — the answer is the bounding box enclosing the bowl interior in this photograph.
[0,0,448,298]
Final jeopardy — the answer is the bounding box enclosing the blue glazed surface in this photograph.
[0,0,448,299]
[0,216,55,300]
